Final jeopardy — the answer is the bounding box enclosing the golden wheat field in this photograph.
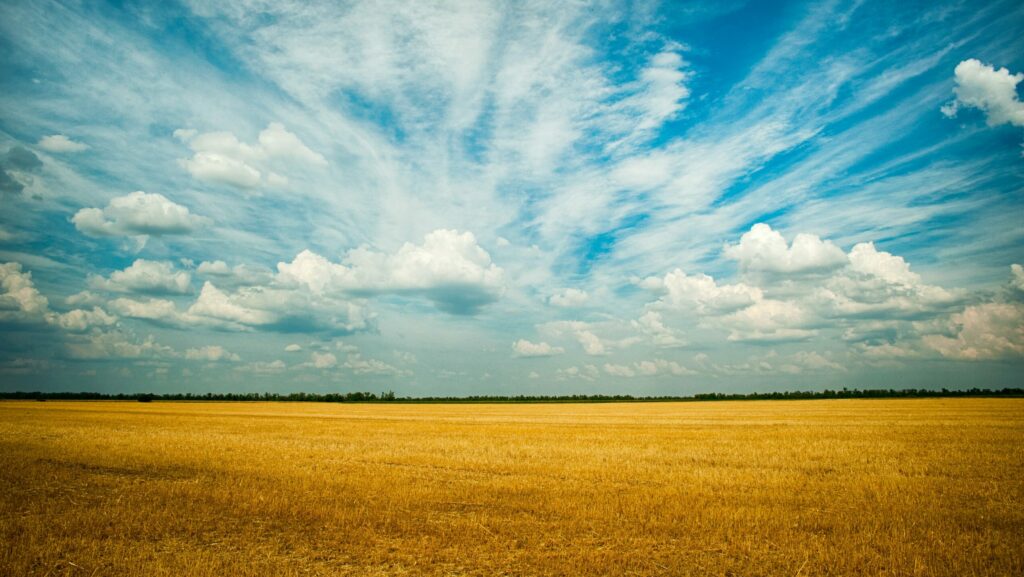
[1,399,1022,577]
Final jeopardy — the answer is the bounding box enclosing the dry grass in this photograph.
[1,398,1022,576]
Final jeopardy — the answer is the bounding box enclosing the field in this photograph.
[1,399,1022,576]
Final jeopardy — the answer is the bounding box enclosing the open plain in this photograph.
[1,398,1022,576]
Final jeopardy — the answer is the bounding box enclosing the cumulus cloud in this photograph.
[642,269,762,313]
[310,351,337,369]
[512,339,564,357]
[284,343,302,352]
[2,262,120,333]
[923,302,1024,360]
[176,123,326,188]
[720,299,816,342]
[724,223,847,275]
[38,134,89,152]
[0,262,50,322]
[185,281,371,334]
[632,310,685,348]
[277,229,504,314]
[605,359,693,378]
[72,191,208,237]
[941,59,1024,127]
[185,345,241,362]
[1010,264,1024,293]
[50,307,117,332]
[603,363,635,377]
[556,364,600,381]
[344,352,408,376]
[549,287,589,307]
[65,329,176,360]
[89,260,192,295]
[814,242,959,319]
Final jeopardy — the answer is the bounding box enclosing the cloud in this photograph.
[512,339,564,357]
[186,281,370,334]
[603,363,635,377]
[556,364,600,381]
[185,345,240,362]
[50,307,118,332]
[176,122,326,188]
[0,262,50,322]
[549,288,589,307]
[344,352,408,376]
[310,351,336,369]
[89,260,192,295]
[277,229,504,314]
[1,146,43,195]
[65,329,176,360]
[2,262,121,333]
[724,223,847,275]
[38,134,89,152]
[284,343,302,352]
[941,59,1024,127]
[626,50,692,132]
[720,299,816,342]
[923,302,1024,361]
[72,191,208,237]
[196,260,273,286]
[606,359,694,378]
[236,359,287,374]
[180,151,261,188]
[643,269,762,313]
[1010,264,1024,293]
[632,311,685,348]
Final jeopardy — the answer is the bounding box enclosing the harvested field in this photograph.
[1,398,1022,576]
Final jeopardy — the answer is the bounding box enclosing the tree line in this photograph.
[1,387,1022,403]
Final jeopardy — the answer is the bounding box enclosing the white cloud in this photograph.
[187,282,277,327]
[180,152,262,188]
[185,345,240,362]
[2,262,120,333]
[720,299,815,342]
[942,59,1024,127]
[284,343,302,352]
[66,291,104,307]
[51,306,117,332]
[512,339,564,357]
[724,223,847,275]
[310,351,337,369]
[644,269,762,313]
[277,229,504,314]
[38,134,89,152]
[0,262,49,321]
[196,260,272,286]
[603,363,635,377]
[923,302,1024,360]
[625,50,692,132]
[72,191,208,237]
[344,352,408,376]
[549,288,589,307]
[65,329,176,360]
[1010,264,1024,293]
[634,359,694,376]
[176,123,326,188]
[89,260,192,295]
[575,330,606,356]
[556,364,600,381]
[632,310,685,348]
[236,359,287,374]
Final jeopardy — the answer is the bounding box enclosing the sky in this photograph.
[1,0,1023,395]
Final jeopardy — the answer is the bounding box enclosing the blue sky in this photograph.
[1,0,1022,395]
